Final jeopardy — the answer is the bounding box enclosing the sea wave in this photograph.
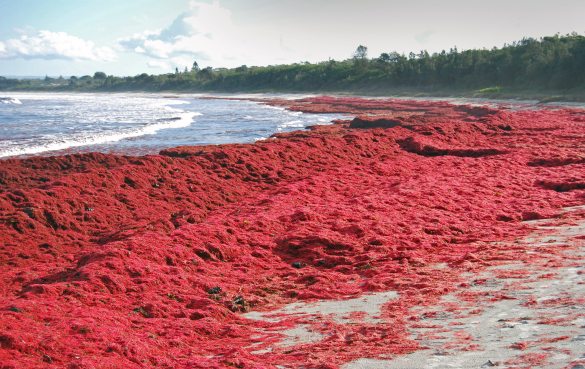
[0,97,22,105]
[161,100,191,105]
[0,111,199,158]
[279,120,304,127]
[261,105,286,111]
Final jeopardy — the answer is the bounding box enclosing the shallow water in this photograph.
[0,92,350,158]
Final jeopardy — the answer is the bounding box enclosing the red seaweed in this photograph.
[1,97,585,368]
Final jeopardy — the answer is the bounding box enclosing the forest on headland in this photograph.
[1,33,585,99]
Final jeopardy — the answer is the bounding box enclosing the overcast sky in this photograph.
[1,0,584,77]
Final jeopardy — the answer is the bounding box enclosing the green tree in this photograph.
[327,58,337,70]
[198,66,215,80]
[191,61,200,72]
[352,45,369,73]
[377,53,391,74]
[378,53,391,63]
[93,72,107,80]
[353,45,368,59]
[235,65,248,73]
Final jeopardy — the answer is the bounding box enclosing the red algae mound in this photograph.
[2,97,585,368]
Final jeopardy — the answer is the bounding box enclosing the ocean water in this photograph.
[0,93,351,159]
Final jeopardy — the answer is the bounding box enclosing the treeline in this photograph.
[2,33,585,93]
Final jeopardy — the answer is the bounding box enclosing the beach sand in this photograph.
[244,206,585,368]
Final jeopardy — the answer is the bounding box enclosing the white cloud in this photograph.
[132,15,149,23]
[415,30,435,45]
[147,60,169,69]
[0,30,116,62]
[170,56,192,70]
[146,58,190,71]
[117,0,289,68]
[13,25,36,36]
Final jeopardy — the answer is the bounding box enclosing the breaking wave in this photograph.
[0,97,22,104]
[0,112,199,158]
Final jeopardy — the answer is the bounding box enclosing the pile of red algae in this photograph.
[2,96,585,368]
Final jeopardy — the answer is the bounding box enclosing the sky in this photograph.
[1,0,584,77]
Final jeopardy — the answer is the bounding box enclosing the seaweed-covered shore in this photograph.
[2,97,585,368]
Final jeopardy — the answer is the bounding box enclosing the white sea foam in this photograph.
[161,100,191,105]
[0,111,198,158]
[279,120,304,128]
[261,105,286,111]
[276,119,305,132]
[0,97,22,104]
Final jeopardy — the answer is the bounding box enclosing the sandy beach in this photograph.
[245,206,585,368]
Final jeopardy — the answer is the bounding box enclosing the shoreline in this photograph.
[5,89,585,109]
[4,88,585,107]
[0,94,350,160]
[2,97,585,367]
